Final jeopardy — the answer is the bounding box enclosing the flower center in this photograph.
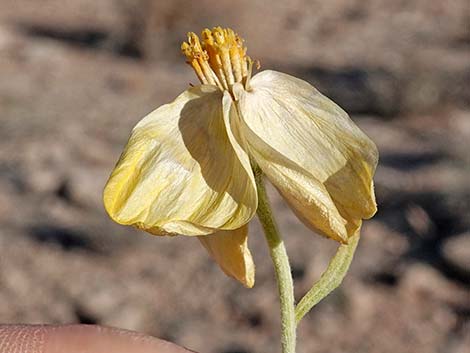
[181,27,254,93]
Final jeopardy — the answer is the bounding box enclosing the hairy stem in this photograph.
[254,168,296,353]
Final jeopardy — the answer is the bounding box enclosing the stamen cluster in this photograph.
[181,27,253,92]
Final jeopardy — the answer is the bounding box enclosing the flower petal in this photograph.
[198,225,255,288]
[240,130,350,243]
[235,71,378,242]
[103,85,257,236]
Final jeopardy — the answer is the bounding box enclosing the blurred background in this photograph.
[0,1,469,352]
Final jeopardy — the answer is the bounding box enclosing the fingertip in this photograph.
[0,324,195,353]
[0,324,46,353]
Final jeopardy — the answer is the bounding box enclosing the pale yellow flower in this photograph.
[103,27,378,288]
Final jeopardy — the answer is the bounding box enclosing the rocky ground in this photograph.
[0,1,469,352]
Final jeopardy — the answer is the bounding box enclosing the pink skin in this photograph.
[0,325,196,353]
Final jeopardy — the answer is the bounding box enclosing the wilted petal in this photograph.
[237,126,350,243]
[199,225,255,287]
[103,85,257,236]
[236,71,378,242]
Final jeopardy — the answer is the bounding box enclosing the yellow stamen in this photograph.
[181,27,254,93]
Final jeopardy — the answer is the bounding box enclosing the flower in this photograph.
[103,27,378,288]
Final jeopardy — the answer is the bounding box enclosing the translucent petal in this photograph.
[238,127,350,243]
[198,225,255,287]
[236,71,378,242]
[103,85,257,236]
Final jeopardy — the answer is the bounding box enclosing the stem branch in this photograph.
[295,233,360,324]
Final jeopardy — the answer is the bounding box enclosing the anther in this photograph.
[181,27,256,94]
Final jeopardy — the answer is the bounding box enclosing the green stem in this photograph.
[254,168,296,353]
[295,233,360,324]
